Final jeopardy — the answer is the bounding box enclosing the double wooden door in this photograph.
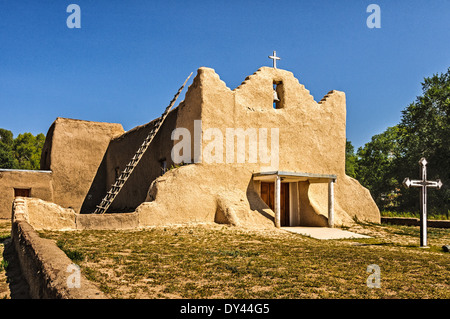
[260,182,290,226]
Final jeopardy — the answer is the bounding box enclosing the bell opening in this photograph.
[273,81,283,109]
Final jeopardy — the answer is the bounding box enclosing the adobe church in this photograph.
[0,58,380,229]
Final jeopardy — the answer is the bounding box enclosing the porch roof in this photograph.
[252,170,337,183]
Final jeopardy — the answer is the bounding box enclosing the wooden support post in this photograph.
[328,179,335,228]
[274,175,281,228]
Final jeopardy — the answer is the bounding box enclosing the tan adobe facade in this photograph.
[0,66,380,229]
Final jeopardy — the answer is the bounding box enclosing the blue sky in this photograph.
[0,1,449,149]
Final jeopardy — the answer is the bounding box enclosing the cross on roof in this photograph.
[268,51,281,69]
[402,157,443,247]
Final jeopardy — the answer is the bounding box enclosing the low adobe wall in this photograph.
[15,192,270,232]
[11,199,105,298]
[381,217,450,228]
[14,197,138,231]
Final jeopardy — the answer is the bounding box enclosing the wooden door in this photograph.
[14,188,30,197]
[260,182,290,226]
[261,182,274,211]
[280,183,290,226]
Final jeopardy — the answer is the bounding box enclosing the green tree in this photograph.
[355,67,449,216]
[0,129,16,168]
[12,132,46,170]
[345,139,358,178]
[397,67,450,215]
[0,130,46,170]
[356,126,402,210]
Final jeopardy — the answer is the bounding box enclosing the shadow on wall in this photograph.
[245,178,328,227]
[298,181,328,227]
[246,179,275,222]
[79,150,109,214]
[2,238,31,299]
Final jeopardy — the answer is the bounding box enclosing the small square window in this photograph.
[14,188,31,197]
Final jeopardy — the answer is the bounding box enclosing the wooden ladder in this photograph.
[93,72,193,214]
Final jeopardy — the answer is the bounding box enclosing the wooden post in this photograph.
[328,179,335,228]
[274,175,281,228]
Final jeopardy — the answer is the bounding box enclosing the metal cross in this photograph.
[269,51,281,69]
[403,157,443,247]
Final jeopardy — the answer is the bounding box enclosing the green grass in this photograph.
[39,222,450,299]
[56,239,85,263]
[381,210,449,220]
[0,220,10,270]
[0,221,10,242]
[0,260,8,272]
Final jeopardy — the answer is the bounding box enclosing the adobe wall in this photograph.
[11,198,105,299]
[198,66,346,176]
[102,109,179,213]
[81,112,177,213]
[0,169,53,219]
[81,73,204,213]
[42,117,124,213]
[137,67,380,227]
[14,197,138,231]
[381,217,450,228]
[199,67,379,225]
[137,164,275,228]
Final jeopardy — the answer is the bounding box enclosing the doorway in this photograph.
[14,188,31,197]
[260,182,290,226]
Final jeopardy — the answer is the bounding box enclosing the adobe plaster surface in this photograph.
[2,66,380,230]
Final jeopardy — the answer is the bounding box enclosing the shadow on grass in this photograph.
[1,238,30,299]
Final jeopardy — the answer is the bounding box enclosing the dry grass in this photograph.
[38,221,450,299]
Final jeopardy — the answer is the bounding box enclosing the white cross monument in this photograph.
[403,157,443,247]
[269,51,281,69]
